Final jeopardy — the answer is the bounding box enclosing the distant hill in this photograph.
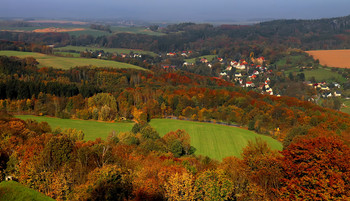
[0,181,55,201]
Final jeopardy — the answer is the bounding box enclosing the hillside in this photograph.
[16,115,282,160]
[0,181,55,201]
[0,50,144,70]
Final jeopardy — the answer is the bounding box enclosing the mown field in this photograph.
[301,68,347,83]
[1,25,163,37]
[307,50,350,68]
[185,55,217,64]
[0,51,144,70]
[55,45,157,56]
[0,181,54,201]
[341,99,350,114]
[17,115,134,141]
[16,115,282,160]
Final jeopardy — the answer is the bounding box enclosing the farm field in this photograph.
[306,50,350,68]
[55,45,157,56]
[341,99,350,114]
[0,181,54,201]
[16,115,134,141]
[1,25,163,37]
[185,55,217,64]
[16,115,282,160]
[301,68,347,83]
[0,51,144,70]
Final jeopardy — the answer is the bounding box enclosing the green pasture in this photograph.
[0,50,145,70]
[150,119,282,160]
[341,99,350,114]
[0,181,54,201]
[0,25,163,37]
[111,26,165,36]
[16,115,134,141]
[16,115,282,160]
[185,55,217,64]
[55,45,157,56]
[54,51,80,57]
[302,68,347,83]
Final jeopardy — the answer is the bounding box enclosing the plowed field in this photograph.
[306,50,350,68]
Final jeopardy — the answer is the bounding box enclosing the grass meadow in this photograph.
[16,115,282,160]
[341,99,350,115]
[185,55,217,64]
[55,45,157,56]
[0,181,55,201]
[0,51,145,70]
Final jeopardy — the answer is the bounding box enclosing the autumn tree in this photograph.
[277,136,350,200]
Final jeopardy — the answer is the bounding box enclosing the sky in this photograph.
[2,0,350,22]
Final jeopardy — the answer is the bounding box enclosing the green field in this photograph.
[0,181,54,201]
[150,119,282,160]
[185,55,217,64]
[341,99,350,114]
[55,45,157,56]
[54,51,80,57]
[302,68,347,83]
[1,25,163,37]
[0,51,145,70]
[17,115,134,141]
[16,115,282,160]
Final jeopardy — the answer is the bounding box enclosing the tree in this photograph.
[195,169,234,200]
[164,172,197,201]
[277,136,350,200]
[72,165,132,201]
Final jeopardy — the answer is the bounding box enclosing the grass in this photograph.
[150,119,282,160]
[16,115,282,160]
[0,50,145,70]
[53,51,81,57]
[302,68,347,83]
[16,115,134,141]
[341,99,350,114]
[185,55,217,64]
[55,45,157,56]
[0,181,54,201]
[1,25,164,37]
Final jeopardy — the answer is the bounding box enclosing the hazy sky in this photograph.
[2,0,350,22]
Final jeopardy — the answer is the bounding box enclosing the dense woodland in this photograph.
[0,15,350,200]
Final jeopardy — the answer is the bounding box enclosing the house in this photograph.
[218,57,223,62]
[322,92,332,98]
[200,58,208,63]
[226,66,232,71]
[234,73,242,77]
[235,63,246,70]
[208,64,212,68]
[249,74,257,80]
[181,53,188,57]
[220,72,227,76]
[246,81,255,87]
[231,61,238,66]
[334,83,341,88]
[334,91,342,97]
[167,52,176,56]
[253,70,259,75]
[320,86,330,91]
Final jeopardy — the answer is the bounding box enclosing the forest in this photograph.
[0,54,349,200]
[0,15,350,200]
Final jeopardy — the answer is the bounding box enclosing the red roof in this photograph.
[246,81,253,84]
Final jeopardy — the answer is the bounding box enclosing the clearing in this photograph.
[16,115,282,160]
[0,50,145,70]
[0,181,54,201]
[306,50,350,68]
[55,45,157,56]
